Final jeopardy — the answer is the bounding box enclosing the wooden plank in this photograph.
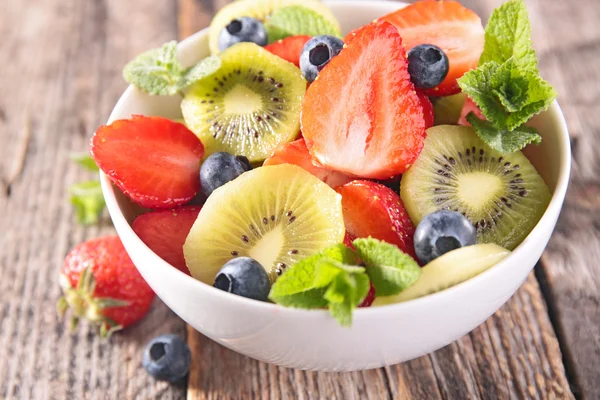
[0,0,186,398]
[186,274,572,399]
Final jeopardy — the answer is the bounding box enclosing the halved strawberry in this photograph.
[264,138,352,188]
[132,206,201,275]
[458,96,485,126]
[264,35,312,67]
[336,180,417,259]
[91,116,204,209]
[302,22,426,179]
[417,91,434,129]
[382,0,484,97]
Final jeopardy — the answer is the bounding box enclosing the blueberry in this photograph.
[218,17,268,51]
[213,257,270,301]
[143,334,191,382]
[407,44,449,89]
[200,152,252,197]
[414,210,476,264]
[300,35,344,82]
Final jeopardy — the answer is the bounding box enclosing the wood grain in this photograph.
[0,0,186,398]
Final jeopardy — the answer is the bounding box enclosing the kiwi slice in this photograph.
[432,92,466,126]
[183,164,345,283]
[401,125,551,250]
[181,43,306,163]
[208,0,340,54]
[373,244,510,305]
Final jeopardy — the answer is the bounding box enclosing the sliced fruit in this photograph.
[417,91,434,129]
[433,92,467,125]
[358,283,376,308]
[336,181,417,259]
[302,22,427,179]
[264,6,341,43]
[400,125,552,250]
[182,43,306,163]
[382,0,485,96]
[184,164,345,283]
[458,96,485,126]
[208,0,340,54]
[264,138,352,188]
[373,243,510,304]
[91,116,204,209]
[132,206,201,275]
[264,35,312,67]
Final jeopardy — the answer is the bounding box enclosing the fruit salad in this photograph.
[90,0,556,326]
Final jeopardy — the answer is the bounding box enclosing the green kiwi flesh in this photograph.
[181,42,306,163]
[432,92,467,126]
[183,164,345,283]
[401,125,551,250]
[373,244,510,304]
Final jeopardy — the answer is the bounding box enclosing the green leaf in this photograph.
[265,6,342,42]
[181,55,222,88]
[123,41,186,96]
[69,153,98,172]
[479,0,538,71]
[352,238,421,297]
[268,244,356,303]
[69,180,106,225]
[458,59,556,133]
[268,244,368,327]
[467,113,542,153]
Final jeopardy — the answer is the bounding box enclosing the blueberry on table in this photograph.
[300,35,344,83]
[143,334,191,382]
[214,257,270,301]
[407,44,449,89]
[414,210,476,264]
[200,152,252,197]
[218,17,268,51]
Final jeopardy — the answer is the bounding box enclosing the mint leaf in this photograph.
[123,41,185,96]
[479,0,537,71]
[458,61,506,127]
[467,113,542,153]
[265,6,342,42]
[181,55,221,88]
[269,244,368,327]
[269,244,356,303]
[69,181,106,225]
[490,58,556,131]
[353,238,421,296]
[324,267,370,327]
[69,153,98,172]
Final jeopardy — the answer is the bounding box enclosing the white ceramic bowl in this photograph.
[100,0,571,371]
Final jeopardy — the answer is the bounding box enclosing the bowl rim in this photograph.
[100,0,571,319]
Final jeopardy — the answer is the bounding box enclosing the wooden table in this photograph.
[1,0,598,398]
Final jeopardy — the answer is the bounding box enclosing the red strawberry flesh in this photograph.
[302,22,426,179]
[91,116,204,209]
[264,35,312,67]
[132,206,201,275]
[336,180,417,259]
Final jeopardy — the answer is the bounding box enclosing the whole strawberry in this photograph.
[57,236,155,337]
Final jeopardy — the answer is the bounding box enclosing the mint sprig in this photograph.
[123,41,220,96]
[265,5,342,43]
[457,0,556,154]
[269,238,421,327]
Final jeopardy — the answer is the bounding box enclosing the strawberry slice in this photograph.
[336,180,417,259]
[91,116,204,209]
[458,96,485,126]
[417,91,434,129]
[382,0,484,97]
[264,138,352,188]
[302,22,426,179]
[264,35,312,67]
[132,206,201,275]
